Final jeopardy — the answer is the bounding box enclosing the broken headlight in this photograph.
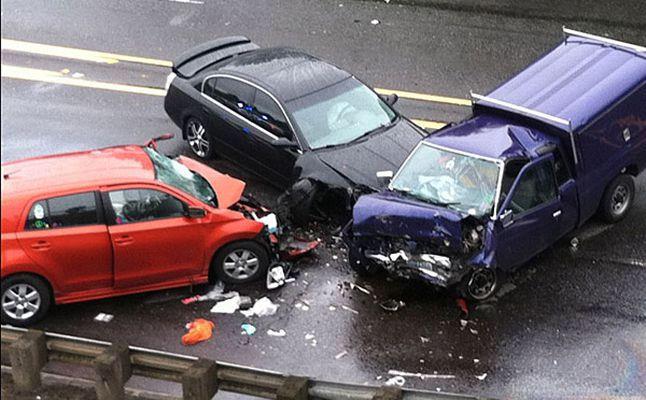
[463,225,484,250]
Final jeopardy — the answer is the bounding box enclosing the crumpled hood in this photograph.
[313,119,423,189]
[177,156,245,209]
[352,191,466,252]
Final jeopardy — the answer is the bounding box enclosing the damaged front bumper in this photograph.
[364,249,470,288]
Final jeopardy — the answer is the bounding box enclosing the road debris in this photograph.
[267,329,286,337]
[370,19,380,25]
[380,299,405,312]
[456,298,469,317]
[182,282,234,304]
[241,297,279,317]
[267,264,287,290]
[420,336,430,343]
[388,370,456,380]
[280,239,319,260]
[335,350,348,360]
[241,323,256,336]
[94,313,113,323]
[350,282,371,295]
[210,294,242,314]
[475,373,488,381]
[295,302,310,311]
[342,305,359,314]
[385,376,405,386]
[182,319,215,346]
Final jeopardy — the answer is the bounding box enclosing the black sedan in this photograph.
[164,36,425,223]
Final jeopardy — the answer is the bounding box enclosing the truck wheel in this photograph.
[459,268,498,301]
[600,174,634,223]
[184,117,215,159]
[1,274,52,327]
[212,241,270,284]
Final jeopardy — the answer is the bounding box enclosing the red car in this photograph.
[1,140,275,326]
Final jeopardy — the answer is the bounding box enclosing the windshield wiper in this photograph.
[391,187,461,209]
[348,121,393,144]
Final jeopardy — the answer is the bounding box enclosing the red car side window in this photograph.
[108,189,185,224]
[25,192,99,230]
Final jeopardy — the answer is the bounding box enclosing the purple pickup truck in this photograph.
[346,28,645,300]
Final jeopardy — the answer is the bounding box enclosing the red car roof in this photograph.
[1,145,155,196]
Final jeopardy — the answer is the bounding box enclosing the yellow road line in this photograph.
[1,38,172,67]
[375,88,471,107]
[411,119,447,130]
[1,64,448,129]
[1,64,166,96]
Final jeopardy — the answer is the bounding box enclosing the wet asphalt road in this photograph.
[1,1,646,399]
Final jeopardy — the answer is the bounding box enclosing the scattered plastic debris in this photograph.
[385,376,405,386]
[570,237,580,253]
[388,370,455,380]
[335,350,348,360]
[182,319,215,346]
[295,302,310,311]
[460,319,468,329]
[241,297,279,317]
[380,299,405,312]
[329,305,337,311]
[210,295,242,314]
[305,333,315,340]
[420,336,430,343]
[456,298,469,317]
[267,264,287,290]
[370,19,380,25]
[280,240,319,260]
[182,282,232,304]
[94,313,113,323]
[342,305,359,314]
[267,329,286,337]
[469,328,479,335]
[350,283,371,295]
[241,323,256,336]
[475,373,487,381]
[474,359,480,363]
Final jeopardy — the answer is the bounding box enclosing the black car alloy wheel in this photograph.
[185,117,213,159]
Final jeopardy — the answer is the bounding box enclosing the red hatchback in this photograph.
[1,142,273,326]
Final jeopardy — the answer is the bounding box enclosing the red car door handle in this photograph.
[114,235,134,245]
[30,241,51,250]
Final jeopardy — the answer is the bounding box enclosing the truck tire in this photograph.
[1,274,52,327]
[458,268,498,301]
[600,174,634,223]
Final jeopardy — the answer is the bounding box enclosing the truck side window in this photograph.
[508,161,557,214]
[500,159,528,203]
[553,150,571,186]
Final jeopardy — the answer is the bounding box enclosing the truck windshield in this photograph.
[144,147,217,207]
[390,143,500,216]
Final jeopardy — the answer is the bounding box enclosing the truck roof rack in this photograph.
[470,92,579,165]
[470,92,573,130]
[563,27,646,53]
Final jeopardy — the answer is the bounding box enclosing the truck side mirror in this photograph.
[376,170,394,186]
[500,209,514,228]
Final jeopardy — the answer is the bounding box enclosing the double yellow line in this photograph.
[1,38,469,129]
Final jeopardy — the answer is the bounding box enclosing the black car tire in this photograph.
[184,117,215,159]
[458,268,498,302]
[212,241,270,284]
[600,174,634,223]
[1,274,52,327]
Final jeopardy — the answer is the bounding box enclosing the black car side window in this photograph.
[26,192,99,230]
[250,90,291,138]
[108,189,185,224]
[212,78,255,116]
[507,161,558,214]
[203,77,217,98]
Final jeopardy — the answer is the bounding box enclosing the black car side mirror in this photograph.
[272,137,299,149]
[380,93,399,106]
[376,170,394,186]
[186,207,207,218]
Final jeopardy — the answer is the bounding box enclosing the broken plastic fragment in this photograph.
[350,283,371,295]
[241,323,256,336]
[182,319,215,346]
[456,298,469,317]
[335,350,348,360]
[240,297,279,317]
[380,299,405,312]
[267,264,287,290]
[370,19,380,25]
[385,376,405,386]
[475,373,487,381]
[94,313,113,323]
[267,329,286,337]
[420,336,430,343]
[210,295,242,314]
[341,305,359,314]
[280,240,319,260]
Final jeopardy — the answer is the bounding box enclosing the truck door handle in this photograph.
[114,235,134,245]
[553,210,562,218]
[30,241,51,251]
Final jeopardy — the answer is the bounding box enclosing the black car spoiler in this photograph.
[172,36,259,78]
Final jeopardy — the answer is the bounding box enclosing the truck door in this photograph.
[553,149,578,238]
[495,155,562,270]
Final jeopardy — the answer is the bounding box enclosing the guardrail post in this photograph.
[182,358,218,400]
[94,342,132,400]
[8,329,48,391]
[373,386,403,400]
[277,376,309,400]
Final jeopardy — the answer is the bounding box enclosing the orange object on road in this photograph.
[182,318,215,346]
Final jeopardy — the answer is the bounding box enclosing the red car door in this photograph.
[16,192,113,294]
[103,186,208,289]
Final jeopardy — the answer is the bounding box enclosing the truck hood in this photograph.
[314,119,423,189]
[177,156,245,209]
[352,191,466,253]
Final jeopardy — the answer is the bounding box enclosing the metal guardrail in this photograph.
[1,325,491,400]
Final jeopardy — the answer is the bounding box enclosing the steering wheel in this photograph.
[122,195,162,221]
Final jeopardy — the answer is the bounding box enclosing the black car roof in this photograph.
[215,47,351,102]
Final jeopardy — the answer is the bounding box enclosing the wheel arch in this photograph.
[2,271,55,302]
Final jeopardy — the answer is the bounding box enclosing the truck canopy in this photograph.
[477,29,646,133]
